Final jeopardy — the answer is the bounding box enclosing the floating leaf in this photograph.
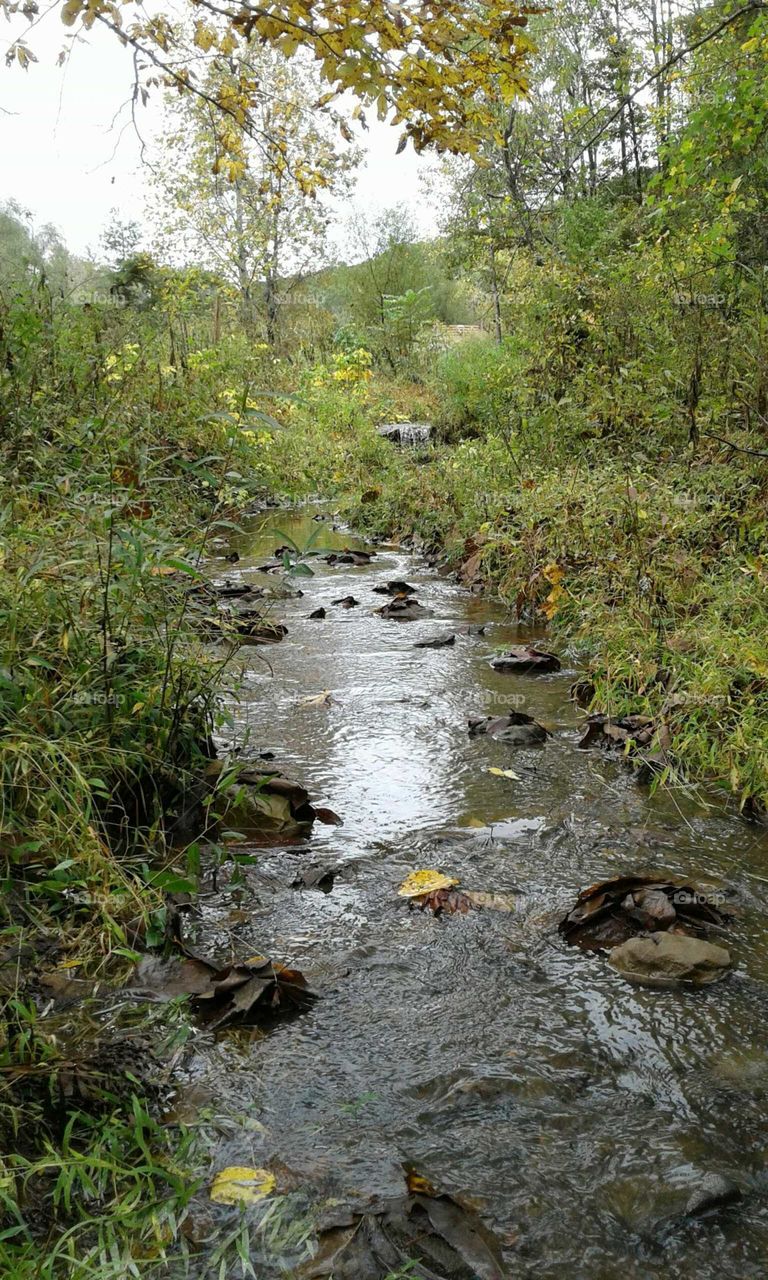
[299,690,334,707]
[487,767,521,780]
[210,1166,276,1206]
[398,869,460,898]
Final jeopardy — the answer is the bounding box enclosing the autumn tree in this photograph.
[4,2,535,165]
[150,44,358,341]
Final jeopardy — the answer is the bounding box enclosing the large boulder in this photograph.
[608,931,731,988]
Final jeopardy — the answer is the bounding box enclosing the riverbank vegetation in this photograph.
[3,0,768,1272]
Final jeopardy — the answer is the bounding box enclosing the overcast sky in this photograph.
[0,9,436,260]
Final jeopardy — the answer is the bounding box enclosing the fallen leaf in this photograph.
[299,690,334,707]
[398,869,460,898]
[210,1167,276,1206]
[487,767,521,780]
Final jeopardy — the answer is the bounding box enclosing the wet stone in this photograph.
[608,932,732,988]
[684,1173,742,1218]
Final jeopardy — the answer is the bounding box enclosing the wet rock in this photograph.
[291,864,336,893]
[231,612,288,645]
[684,1173,742,1218]
[208,762,341,840]
[468,710,549,744]
[323,549,375,566]
[414,633,456,649]
[332,595,359,609]
[372,580,417,597]
[195,579,255,601]
[490,646,561,674]
[455,623,487,636]
[376,597,433,621]
[608,932,732,987]
[309,607,327,619]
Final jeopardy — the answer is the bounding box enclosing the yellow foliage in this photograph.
[210,1167,276,1206]
[398,870,460,897]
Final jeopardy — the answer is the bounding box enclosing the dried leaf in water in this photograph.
[487,767,521,780]
[412,887,477,915]
[210,1167,276,1206]
[398,870,460,898]
[299,690,334,707]
[314,807,343,826]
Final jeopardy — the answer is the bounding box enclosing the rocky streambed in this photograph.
[157,505,768,1278]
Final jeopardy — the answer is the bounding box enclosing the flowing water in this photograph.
[187,506,768,1278]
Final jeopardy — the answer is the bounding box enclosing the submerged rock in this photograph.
[332,595,359,608]
[414,633,456,649]
[684,1173,742,1218]
[309,607,327,620]
[490,646,561,674]
[468,710,549,744]
[608,931,732,988]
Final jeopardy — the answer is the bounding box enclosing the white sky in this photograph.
[0,8,436,260]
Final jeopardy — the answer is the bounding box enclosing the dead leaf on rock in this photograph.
[490,646,561,674]
[132,951,316,1029]
[559,873,733,953]
[297,1181,508,1279]
[412,887,477,915]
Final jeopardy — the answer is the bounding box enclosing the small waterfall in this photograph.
[377,421,432,447]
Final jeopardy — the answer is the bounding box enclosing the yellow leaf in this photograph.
[487,767,520,780]
[210,1167,276,1206]
[542,562,563,585]
[398,870,459,898]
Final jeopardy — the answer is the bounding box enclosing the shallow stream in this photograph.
[186,507,768,1278]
